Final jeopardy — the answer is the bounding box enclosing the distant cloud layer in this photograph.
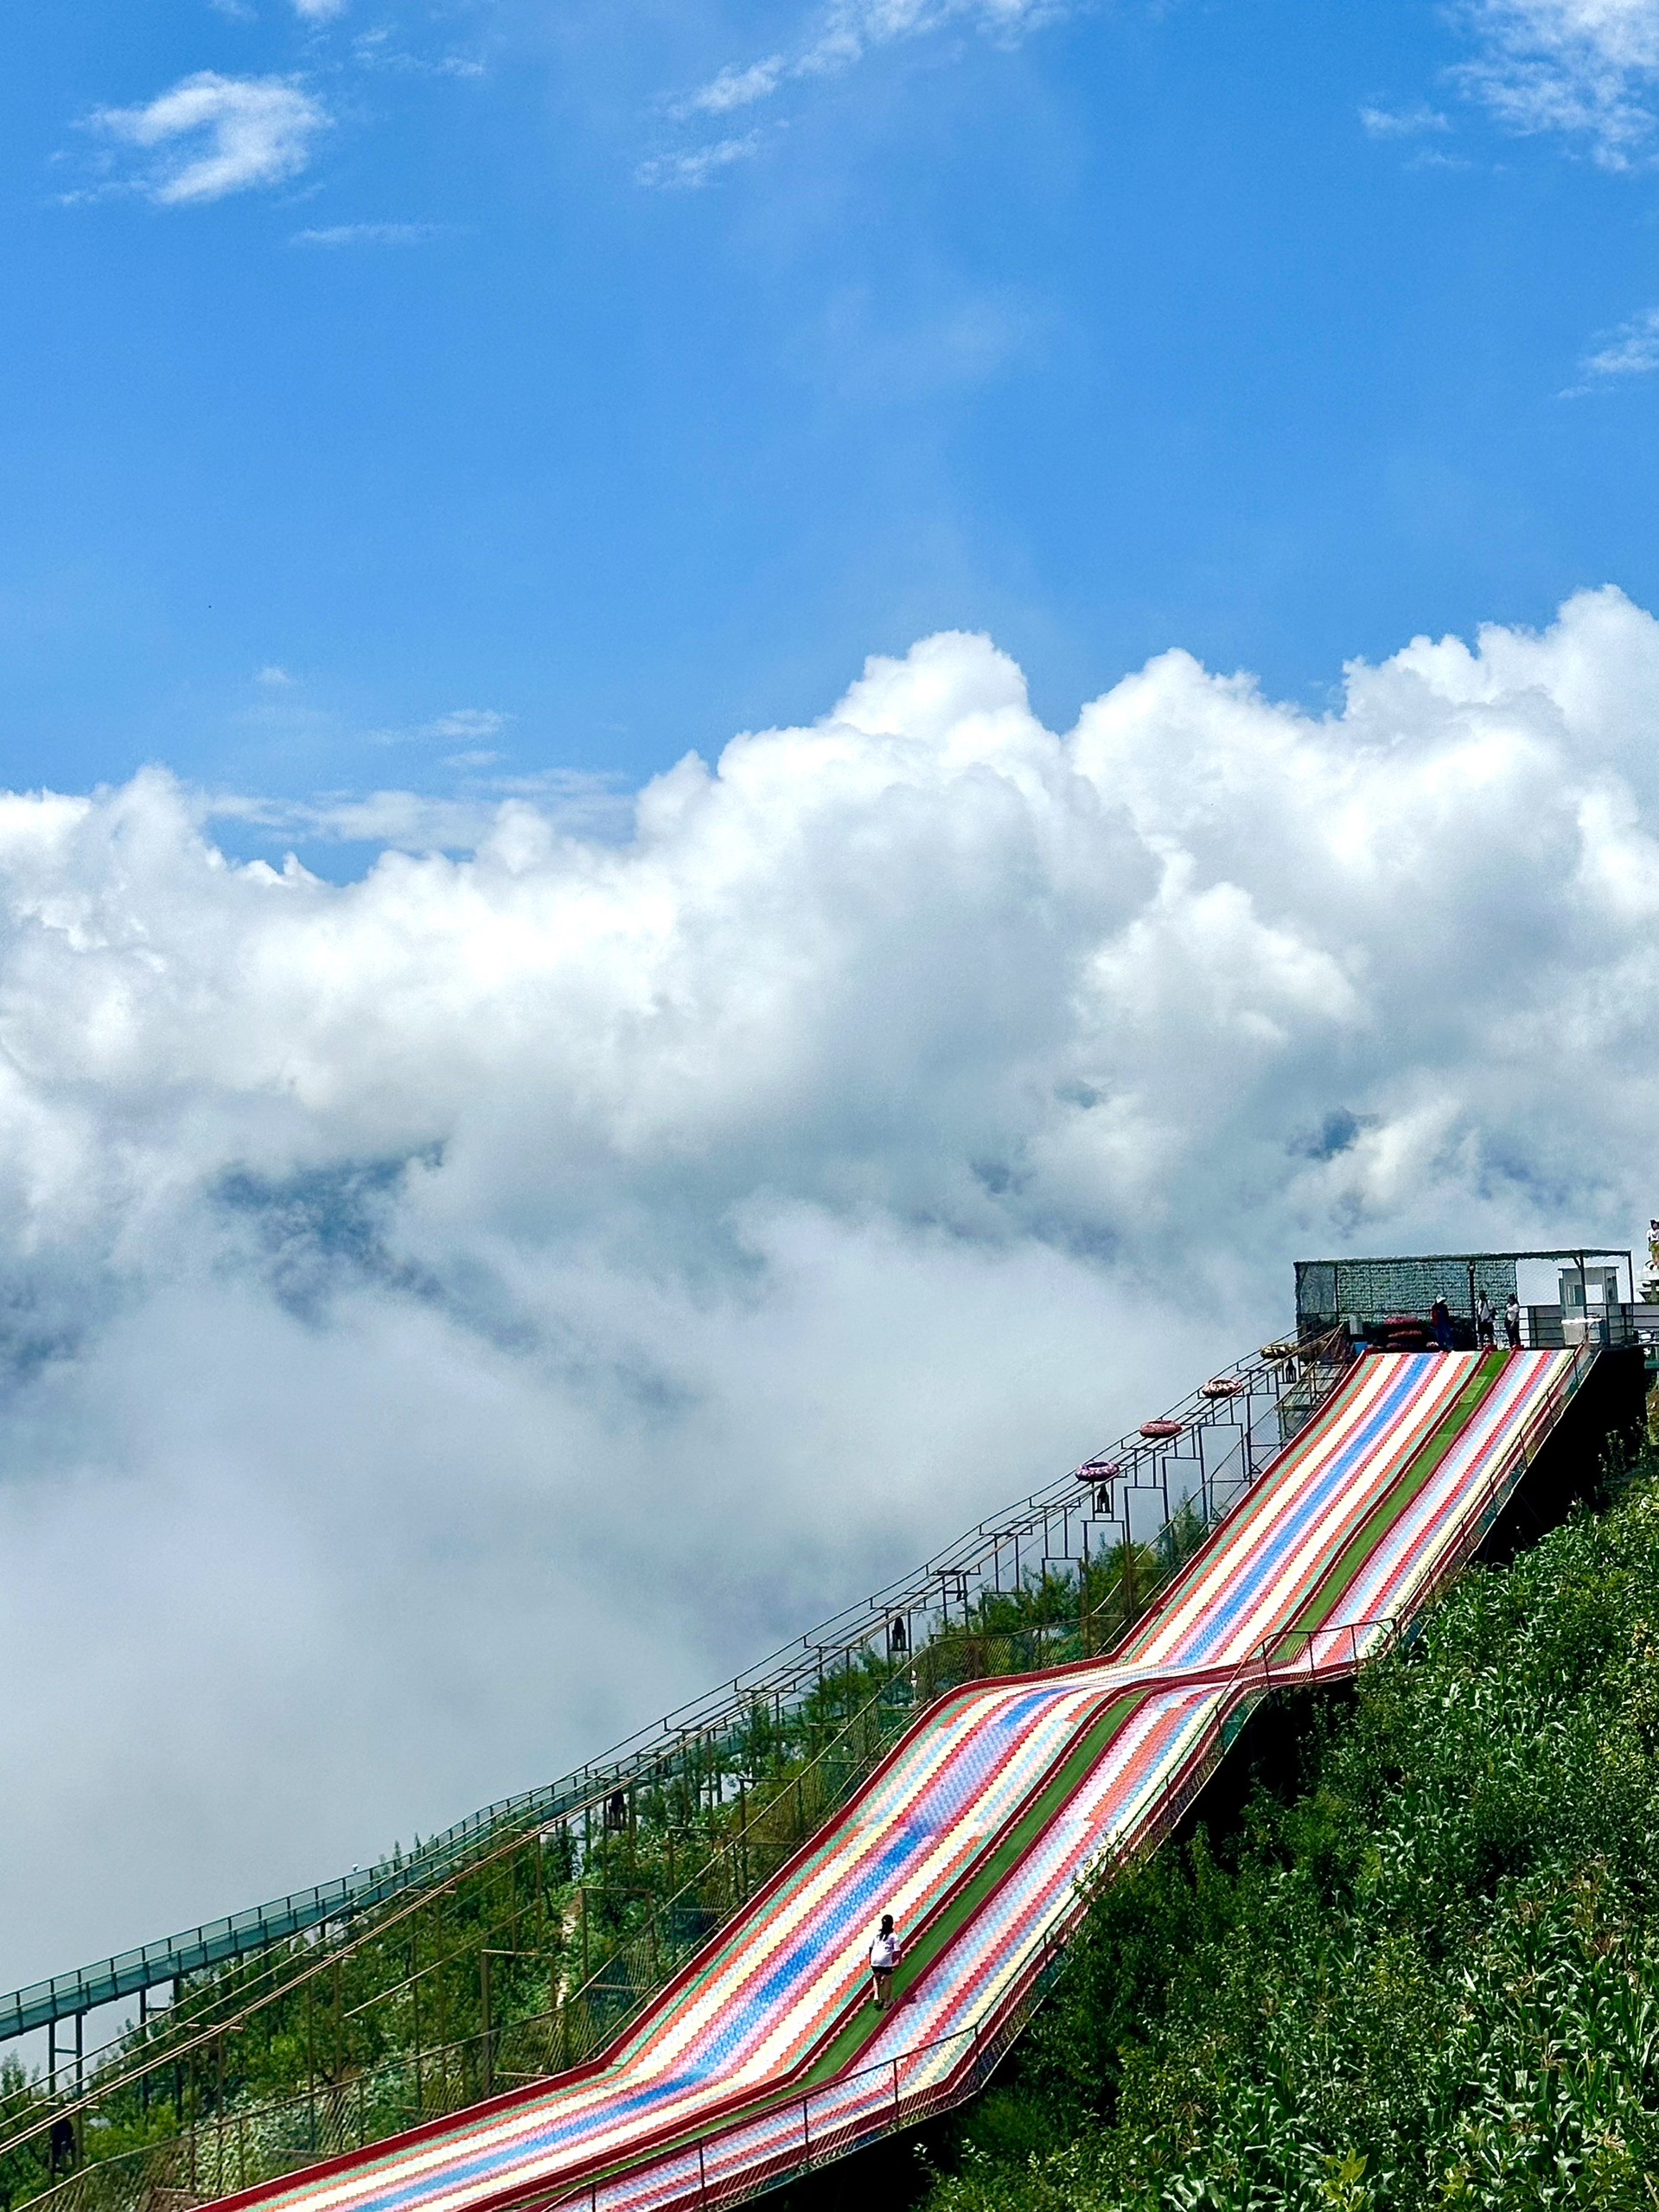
[6,590,1659,1990]
[92,72,329,204]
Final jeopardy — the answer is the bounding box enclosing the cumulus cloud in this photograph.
[7,590,1659,1987]
[90,72,329,205]
[1455,0,1659,161]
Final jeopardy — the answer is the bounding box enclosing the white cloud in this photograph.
[798,0,1066,75]
[678,57,787,115]
[91,72,330,206]
[211,766,629,850]
[1455,0,1659,161]
[1570,303,1659,384]
[361,705,513,751]
[294,0,348,19]
[290,221,456,246]
[432,707,507,740]
[350,28,488,80]
[637,132,771,188]
[1359,102,1453,137]
[9,590,1659,1980]
[662,0,1066,167]
[254,665,295,687]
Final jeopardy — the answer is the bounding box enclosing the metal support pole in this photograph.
[412,1939,423,2115]
[481,1945,492,2096]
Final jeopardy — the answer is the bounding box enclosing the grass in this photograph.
[0,1521,1206,2211]
[914,1444,1659,2212]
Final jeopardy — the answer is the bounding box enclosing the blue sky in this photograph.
[4,0,1658,852]
[13,0,1659,1979]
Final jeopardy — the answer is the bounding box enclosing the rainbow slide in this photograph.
[218,1348,1585,2212]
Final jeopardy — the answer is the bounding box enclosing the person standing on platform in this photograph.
[869,1915,900,2009]
[1476,1291,1496,1348]
[1430,1297,1454,1352]
[1505,1293,1523,1348]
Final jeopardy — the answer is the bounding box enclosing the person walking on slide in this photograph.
[868,1915,900,2009]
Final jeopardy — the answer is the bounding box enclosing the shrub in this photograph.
[925,1458,1659,2212]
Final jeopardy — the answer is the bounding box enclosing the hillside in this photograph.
[917,1449,1659,2211]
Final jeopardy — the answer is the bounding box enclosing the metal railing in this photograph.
[12,1335,1594,2212]
[0,1592,1185,2209]
[0,1330,1352,2112]
[1,1331,1350,2057]
[537,1336,1602,2212]
[537,1616,1428,2212]
[0,1336,1355,2208]
[1522,1304,1643,1350]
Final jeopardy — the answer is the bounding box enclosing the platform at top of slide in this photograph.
[214,1348,1585,2212]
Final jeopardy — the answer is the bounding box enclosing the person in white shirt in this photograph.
[868,1914,899,2009]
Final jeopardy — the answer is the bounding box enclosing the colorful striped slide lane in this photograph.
[1127,1346,1495,1669]
[215,1348,1583,2212]
[593,1349,1583,2212]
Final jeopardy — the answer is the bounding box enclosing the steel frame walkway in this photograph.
[0,1335,1331,2056]
[207,1346,1591,2212]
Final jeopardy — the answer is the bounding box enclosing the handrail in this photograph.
[0,1333,1350,2050]
[11,1342,1590,2212]
[0,1581,1183,2158]
[531,1612,1400,2212]
[539,1341,1601,2212]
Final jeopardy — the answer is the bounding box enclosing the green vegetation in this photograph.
[921,1453,1659,2212]
[0,1523,1202,2212]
